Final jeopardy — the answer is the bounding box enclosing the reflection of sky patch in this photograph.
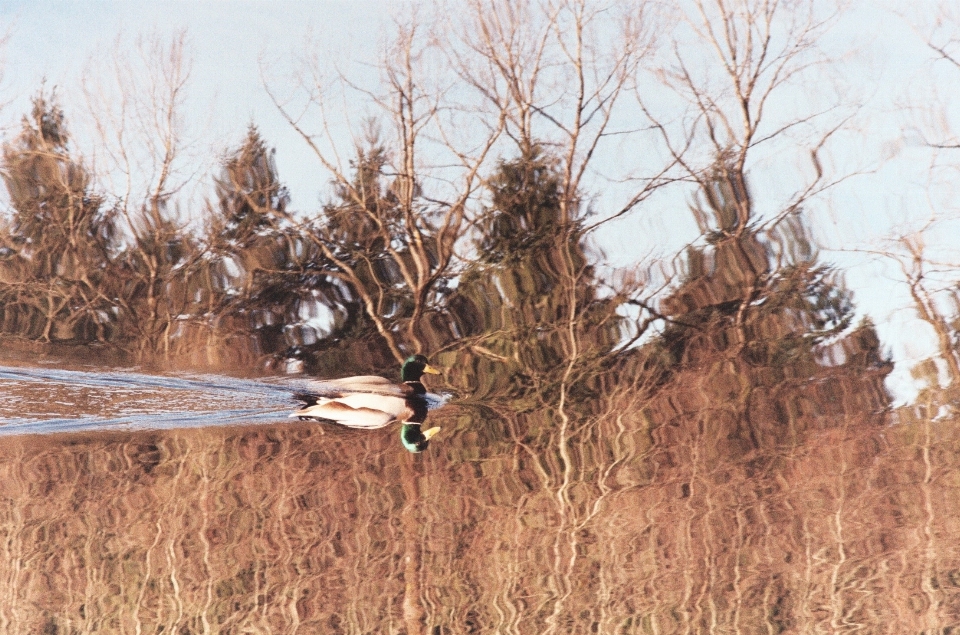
[297,297,334,337]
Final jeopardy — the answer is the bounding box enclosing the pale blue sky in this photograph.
[1,1,394,208]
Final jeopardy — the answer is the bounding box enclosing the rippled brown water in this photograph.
[1,361,959,634]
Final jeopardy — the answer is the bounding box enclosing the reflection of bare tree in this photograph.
[626,159,901,631]
[897,234,960,390]
[439,4,670,629]
[4,2,960,632]
[81,32,197,226]
[448,0,667,223]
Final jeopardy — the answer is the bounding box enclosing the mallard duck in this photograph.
[290,355,443,452]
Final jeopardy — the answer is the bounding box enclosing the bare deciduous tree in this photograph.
[648,0,849,231]
[268,12,503,362]
[448,0,671,228]
[80,31,206,357]
[861,4,960,400]
[81,30,198,226]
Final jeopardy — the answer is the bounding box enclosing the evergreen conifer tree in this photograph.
[446,145,625,406]
[0,94,118,342]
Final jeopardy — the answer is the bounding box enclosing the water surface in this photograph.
[0,359,958,634]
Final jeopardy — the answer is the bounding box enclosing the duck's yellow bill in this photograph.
[422,427,441,441]
[423,364,441,375]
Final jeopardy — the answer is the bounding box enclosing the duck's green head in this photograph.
[401,354,441,382]
[401,423,441,453]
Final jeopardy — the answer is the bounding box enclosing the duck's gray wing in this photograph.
[303,375,406,397]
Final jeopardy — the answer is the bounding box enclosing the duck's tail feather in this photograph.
[292,391,321,407]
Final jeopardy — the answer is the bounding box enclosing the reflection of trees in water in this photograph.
[0,98,911,415]
[644,155,891,457]
[1,398,958,632]
[436,145,635,634]
[599,158,906,632]
[3,92,960,634]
